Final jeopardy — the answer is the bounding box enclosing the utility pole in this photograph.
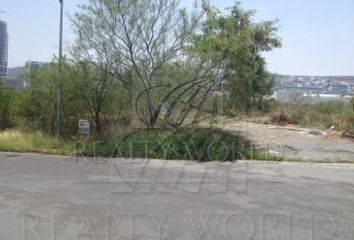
[56,0,64,140]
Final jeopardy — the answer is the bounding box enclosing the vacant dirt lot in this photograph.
[222,121,354,161]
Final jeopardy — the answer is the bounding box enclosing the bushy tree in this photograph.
[192,3,281,113]
[1,1,282,137]
[71,0,215,128]
[73,61,131,136]
[15,61,84,135]
[14,59,130,136]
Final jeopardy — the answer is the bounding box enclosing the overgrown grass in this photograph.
[0,128,281,162]
[0,130,71,154]
[78,128,280,161]
[269,101,354,131]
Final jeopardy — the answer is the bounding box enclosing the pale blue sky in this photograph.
[0,0,353,75]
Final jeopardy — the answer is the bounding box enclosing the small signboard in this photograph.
[160,103,170,116]
[79,119,90,135]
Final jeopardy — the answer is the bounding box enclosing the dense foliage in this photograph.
[0,79,15,129]
[78,128,256,161]
[0,1,281,143]
[191,4,281,112]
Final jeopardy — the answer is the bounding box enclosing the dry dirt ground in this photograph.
[221,120,354,162]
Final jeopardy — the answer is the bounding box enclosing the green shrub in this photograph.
[80,128,256,161]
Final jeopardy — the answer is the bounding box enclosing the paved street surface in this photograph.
[1,152,354,239]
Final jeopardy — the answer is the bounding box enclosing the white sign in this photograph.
[79,119,90,135]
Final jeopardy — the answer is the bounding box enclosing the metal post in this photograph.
[56,0,64,140]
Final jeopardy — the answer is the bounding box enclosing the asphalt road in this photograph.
[1,152,354,240]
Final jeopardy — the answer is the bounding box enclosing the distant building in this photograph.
[276,85,331,103]
[25,61,46,74]
[4,61,47,89]
[330,84,350,96]
[0,20,8,77]
[5,66,27,89]
[7,66,25,79]
[276,87,308,103]
[318,94,341,98]
[4,78,26,89]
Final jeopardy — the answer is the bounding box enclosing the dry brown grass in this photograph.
[0,130,59,153]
